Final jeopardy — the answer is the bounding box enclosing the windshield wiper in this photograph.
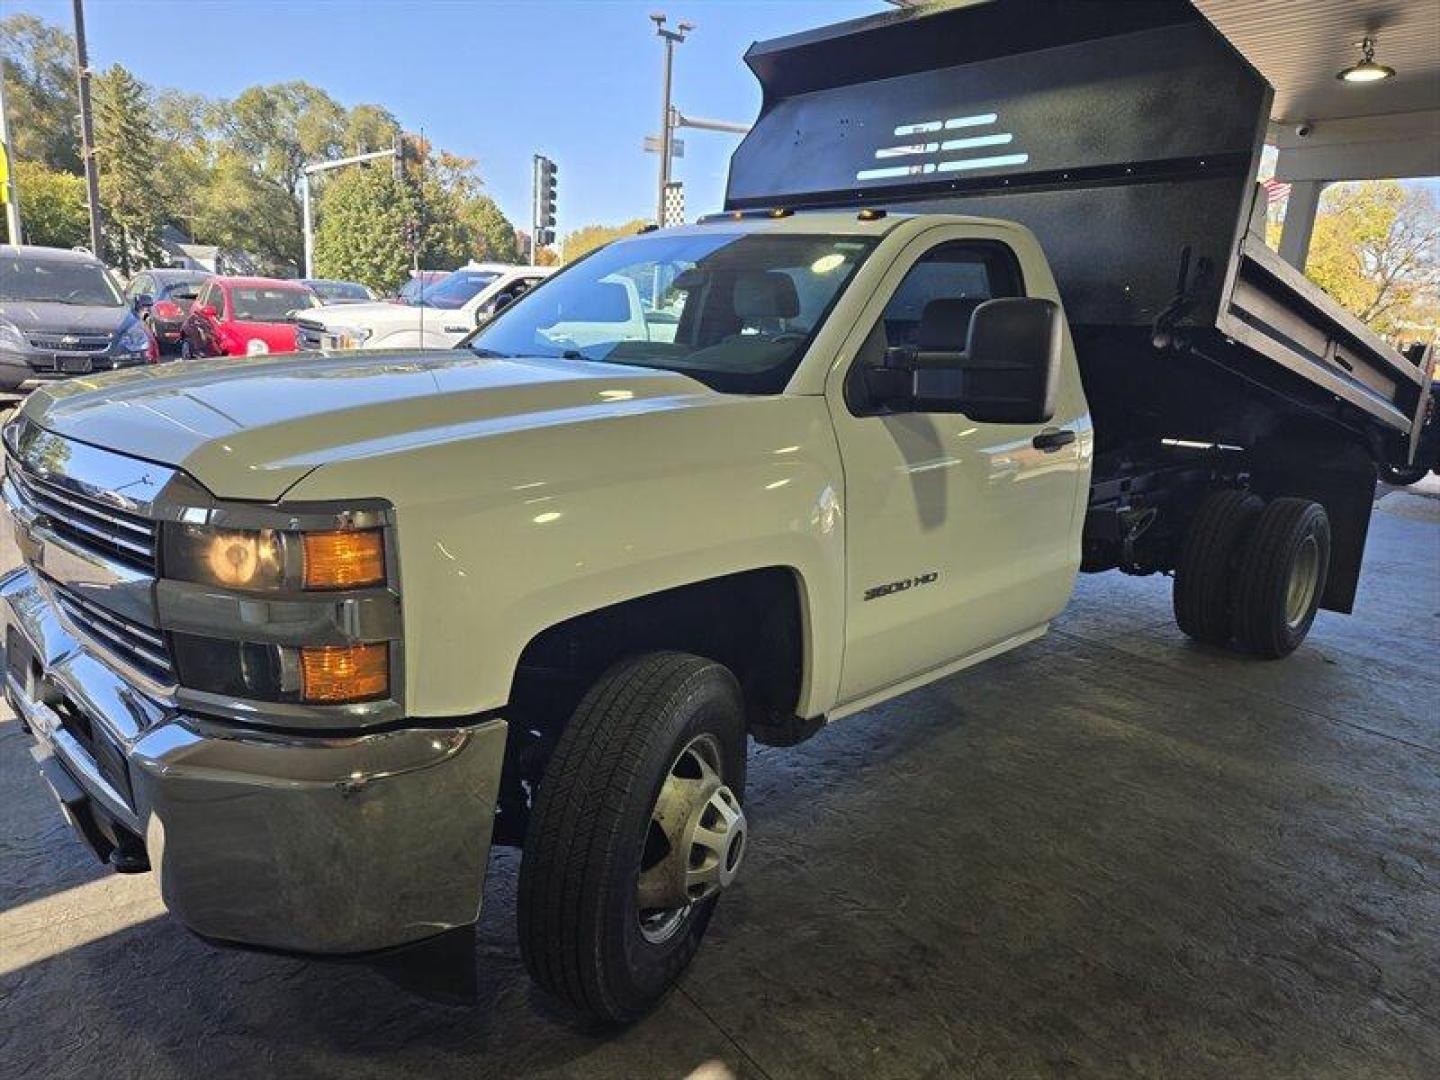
[561,349,600,363]
[469,347,513,359]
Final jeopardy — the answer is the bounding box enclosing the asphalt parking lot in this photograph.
[2,477,1437,1079]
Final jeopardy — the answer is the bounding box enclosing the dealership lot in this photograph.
[3,480,1434,1079]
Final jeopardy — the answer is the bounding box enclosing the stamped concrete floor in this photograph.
[2,480,1437,1079]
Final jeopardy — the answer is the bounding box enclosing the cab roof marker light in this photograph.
[857,164,922,181]
[893,120,943,136]
[876,142,940,159]
[944,113,998,130]
[935,153,1030,173]
[939,132,1013,152]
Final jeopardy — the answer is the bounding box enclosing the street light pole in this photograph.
[651,14,692,226]
[72,0,103,258]
[300,145,400,278]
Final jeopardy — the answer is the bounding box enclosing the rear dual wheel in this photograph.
[518,652,748,1024]
[1173,491,1331,659]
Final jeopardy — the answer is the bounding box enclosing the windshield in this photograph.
[467,232,875,394]
[417,270,499,309]
[0,255,124,307]
[309,280,371,302]
[229,287,318,322]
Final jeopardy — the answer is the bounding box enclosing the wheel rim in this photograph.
[1285,534,1321,628]
[636,732,747,945]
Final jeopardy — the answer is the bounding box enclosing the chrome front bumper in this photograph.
[1,566,507,955]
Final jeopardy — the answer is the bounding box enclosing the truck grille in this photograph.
[26,332,113,354]
[6,462,158,573]
[54,584,174,684]
[293,319,327,350]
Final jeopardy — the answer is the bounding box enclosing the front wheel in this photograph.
[518,652,749,1024]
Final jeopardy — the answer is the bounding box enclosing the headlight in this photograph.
[161,520,393,707]
[0,320,25,351]
[118,323,151,354]
[245,338,270,355]
[330,326,371,349]
[163,523,385,592]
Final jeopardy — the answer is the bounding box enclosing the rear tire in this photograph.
[1173,489,1262,646]
[1232,498,1331,659]
[518,651,748,1024]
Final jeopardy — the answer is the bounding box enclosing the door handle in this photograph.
[1032,428,1076,452]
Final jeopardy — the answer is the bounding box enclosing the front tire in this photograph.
[518,652,748,1024]
[1232,498,1331,659]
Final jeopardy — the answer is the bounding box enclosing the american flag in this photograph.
[1262,177,1292,203]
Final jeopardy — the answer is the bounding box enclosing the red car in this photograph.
[179,276,320,359]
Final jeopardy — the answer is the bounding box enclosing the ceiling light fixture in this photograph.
[1337,38,1395,83]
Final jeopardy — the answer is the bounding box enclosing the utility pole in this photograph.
[72,0,103,258]
[299,146,400,278]
[650,14,692,226]
[0,54,22,244]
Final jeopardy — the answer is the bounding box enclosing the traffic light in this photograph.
[533,154,558,250]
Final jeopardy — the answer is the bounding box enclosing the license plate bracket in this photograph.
[55,355,94,375]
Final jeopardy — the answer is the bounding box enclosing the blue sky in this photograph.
[10,0,886,235]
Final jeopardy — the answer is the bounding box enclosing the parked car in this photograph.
[0,244,157,392]
[123,269,212,354]
[179,276,320,359]
[299,278,376,305]
[295,263,552,351]
[395,269,449,304]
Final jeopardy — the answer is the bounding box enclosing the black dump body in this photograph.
[726,0,1435,611]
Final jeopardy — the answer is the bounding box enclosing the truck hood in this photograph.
[0,300,132,335]
[307,301,421,329]
[21,350,713,500]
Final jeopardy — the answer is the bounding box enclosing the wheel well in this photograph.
[494,568,806,845]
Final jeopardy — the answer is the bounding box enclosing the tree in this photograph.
[191,150,303,273]
[6,161,88,248]
[220,82,348,196]
[95,64,165,274]
[561,219,650,262]
[313,166,419,292]
[466,197,519,263]
[1305,180,1440,341]
[0,14,80,173]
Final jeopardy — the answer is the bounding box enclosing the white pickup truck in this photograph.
[295,262,552,351]
[1,0,1431,1027]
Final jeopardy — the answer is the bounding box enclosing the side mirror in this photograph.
[132,293,154,312]
[198,305,218,321]
[906,298,1062,422]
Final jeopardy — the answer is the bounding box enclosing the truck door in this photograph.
[826,229,1089,704]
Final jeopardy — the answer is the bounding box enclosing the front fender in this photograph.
[283,394,847,720]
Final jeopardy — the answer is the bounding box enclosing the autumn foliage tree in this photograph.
[1304,180,1440,342]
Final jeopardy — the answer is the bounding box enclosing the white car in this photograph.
[295,263,553,351]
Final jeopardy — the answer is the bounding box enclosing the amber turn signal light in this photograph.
[302,530,385,590]
[300,643,389,703]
